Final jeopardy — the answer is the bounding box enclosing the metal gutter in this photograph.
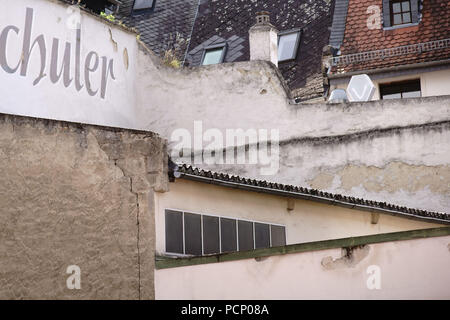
[179,172,450,225]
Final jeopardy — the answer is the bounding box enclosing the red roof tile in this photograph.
[333,0,450,73]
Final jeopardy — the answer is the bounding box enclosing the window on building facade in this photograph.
[383,0,418,28]
[238,220,254,251]
[132,0,156,14]
[184,212,202,255]
[391,0,412,25]
[165,209,287,256]
[203,215,220,254]
[165,210,184,254]
[278,30,301,62]
[220,218,237,253]
[201,44,227,65]
[380,79,421,99]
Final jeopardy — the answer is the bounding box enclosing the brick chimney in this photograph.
[249,11,279,67]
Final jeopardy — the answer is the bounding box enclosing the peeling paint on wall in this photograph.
[321,245,370,270]
[309,162,450,195]
[200,120,450,213]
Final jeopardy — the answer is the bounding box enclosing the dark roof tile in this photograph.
[59,0,199,61]
[185,0,335,100]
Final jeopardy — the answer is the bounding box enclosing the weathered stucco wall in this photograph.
[2,0,449,261]
[133,44,450,214]
[136,51,450,146]
[203,118,450,213]
[155,233,450,299]
[135,47,291,141]
[0,113,168,299]
[155,179,443,255]
[136,41,450,214]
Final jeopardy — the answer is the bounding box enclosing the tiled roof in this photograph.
[331,0,450,74]
[185,0,335,101]
[115,0,198,59]
[175,164,450,224]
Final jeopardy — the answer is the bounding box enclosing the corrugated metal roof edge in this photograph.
[174,164,450,225]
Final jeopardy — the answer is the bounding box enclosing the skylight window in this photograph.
[132,0,155,13]
[201,44,227,65]
[278,30,301,62]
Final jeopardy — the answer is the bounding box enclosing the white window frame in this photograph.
[277,29,301,62]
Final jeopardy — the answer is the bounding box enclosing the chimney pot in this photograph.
[256,11,270,24]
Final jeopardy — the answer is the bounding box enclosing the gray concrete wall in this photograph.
[0,113,168,299]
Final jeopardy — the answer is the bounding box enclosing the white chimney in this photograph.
[249,11,279,67]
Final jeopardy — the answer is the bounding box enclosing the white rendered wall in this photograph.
[0,0,138,129]
[155,234,450,299]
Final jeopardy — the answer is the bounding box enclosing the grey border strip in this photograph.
[329,0,350,48]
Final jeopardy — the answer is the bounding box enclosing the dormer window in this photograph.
[391,1,412,25]
[132,0,156,15]
[383,0,419,28]
[278,30,301,62]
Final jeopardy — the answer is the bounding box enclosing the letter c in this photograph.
[0,25,21,73]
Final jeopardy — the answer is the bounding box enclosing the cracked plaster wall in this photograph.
[0,114,168,299]
[202,120,450,213]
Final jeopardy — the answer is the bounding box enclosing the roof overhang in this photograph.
[173,165,450,226]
